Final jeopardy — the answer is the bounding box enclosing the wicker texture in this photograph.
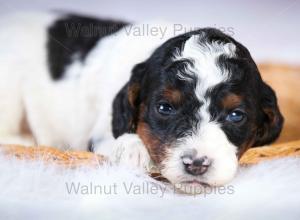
[1,140,300,167]
[0,144,107,168]
[240,140,300,164]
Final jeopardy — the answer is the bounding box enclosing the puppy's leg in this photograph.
[93,134,153,171]
[0,97,24,141]
[0,85,35,146]
[0,71,25,144]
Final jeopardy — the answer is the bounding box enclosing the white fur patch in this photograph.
[93,133,153,172]
[174,34,236,96]
[161,122,238,189]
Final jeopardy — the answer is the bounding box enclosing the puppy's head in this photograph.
[112,28,283,193]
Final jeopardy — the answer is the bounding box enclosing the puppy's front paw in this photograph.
[112,134,152,171]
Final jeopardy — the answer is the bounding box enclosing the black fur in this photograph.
[112,63,146,138]
[112,83,136,138]
[47,14,127,80]
[253,82,284,146]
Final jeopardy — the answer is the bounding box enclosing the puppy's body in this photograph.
[0,13,168,149]
[0,12,283,192]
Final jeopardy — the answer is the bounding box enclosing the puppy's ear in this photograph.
[254,82,284,146]
[112,63,146,138]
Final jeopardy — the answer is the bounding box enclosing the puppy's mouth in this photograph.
[150,172,211,187]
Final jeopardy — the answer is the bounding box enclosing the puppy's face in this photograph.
[113,28,283,192]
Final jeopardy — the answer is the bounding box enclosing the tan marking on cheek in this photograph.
[222,94,243,109]
[163,88,182,104]
[136,122,166,164]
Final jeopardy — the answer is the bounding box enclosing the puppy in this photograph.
[0,12,283,193]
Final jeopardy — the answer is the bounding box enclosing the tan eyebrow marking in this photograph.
[162,88,182,104]
[222,94,243,109]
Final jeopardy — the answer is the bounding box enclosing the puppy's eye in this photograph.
[226,110,245,123]
[157,102,176,116]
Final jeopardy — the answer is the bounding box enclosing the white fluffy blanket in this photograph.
[0,154,299,220]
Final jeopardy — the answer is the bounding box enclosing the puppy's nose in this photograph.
[182,155,211,176]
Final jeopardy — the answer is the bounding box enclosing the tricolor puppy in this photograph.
[0,13,283,193]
